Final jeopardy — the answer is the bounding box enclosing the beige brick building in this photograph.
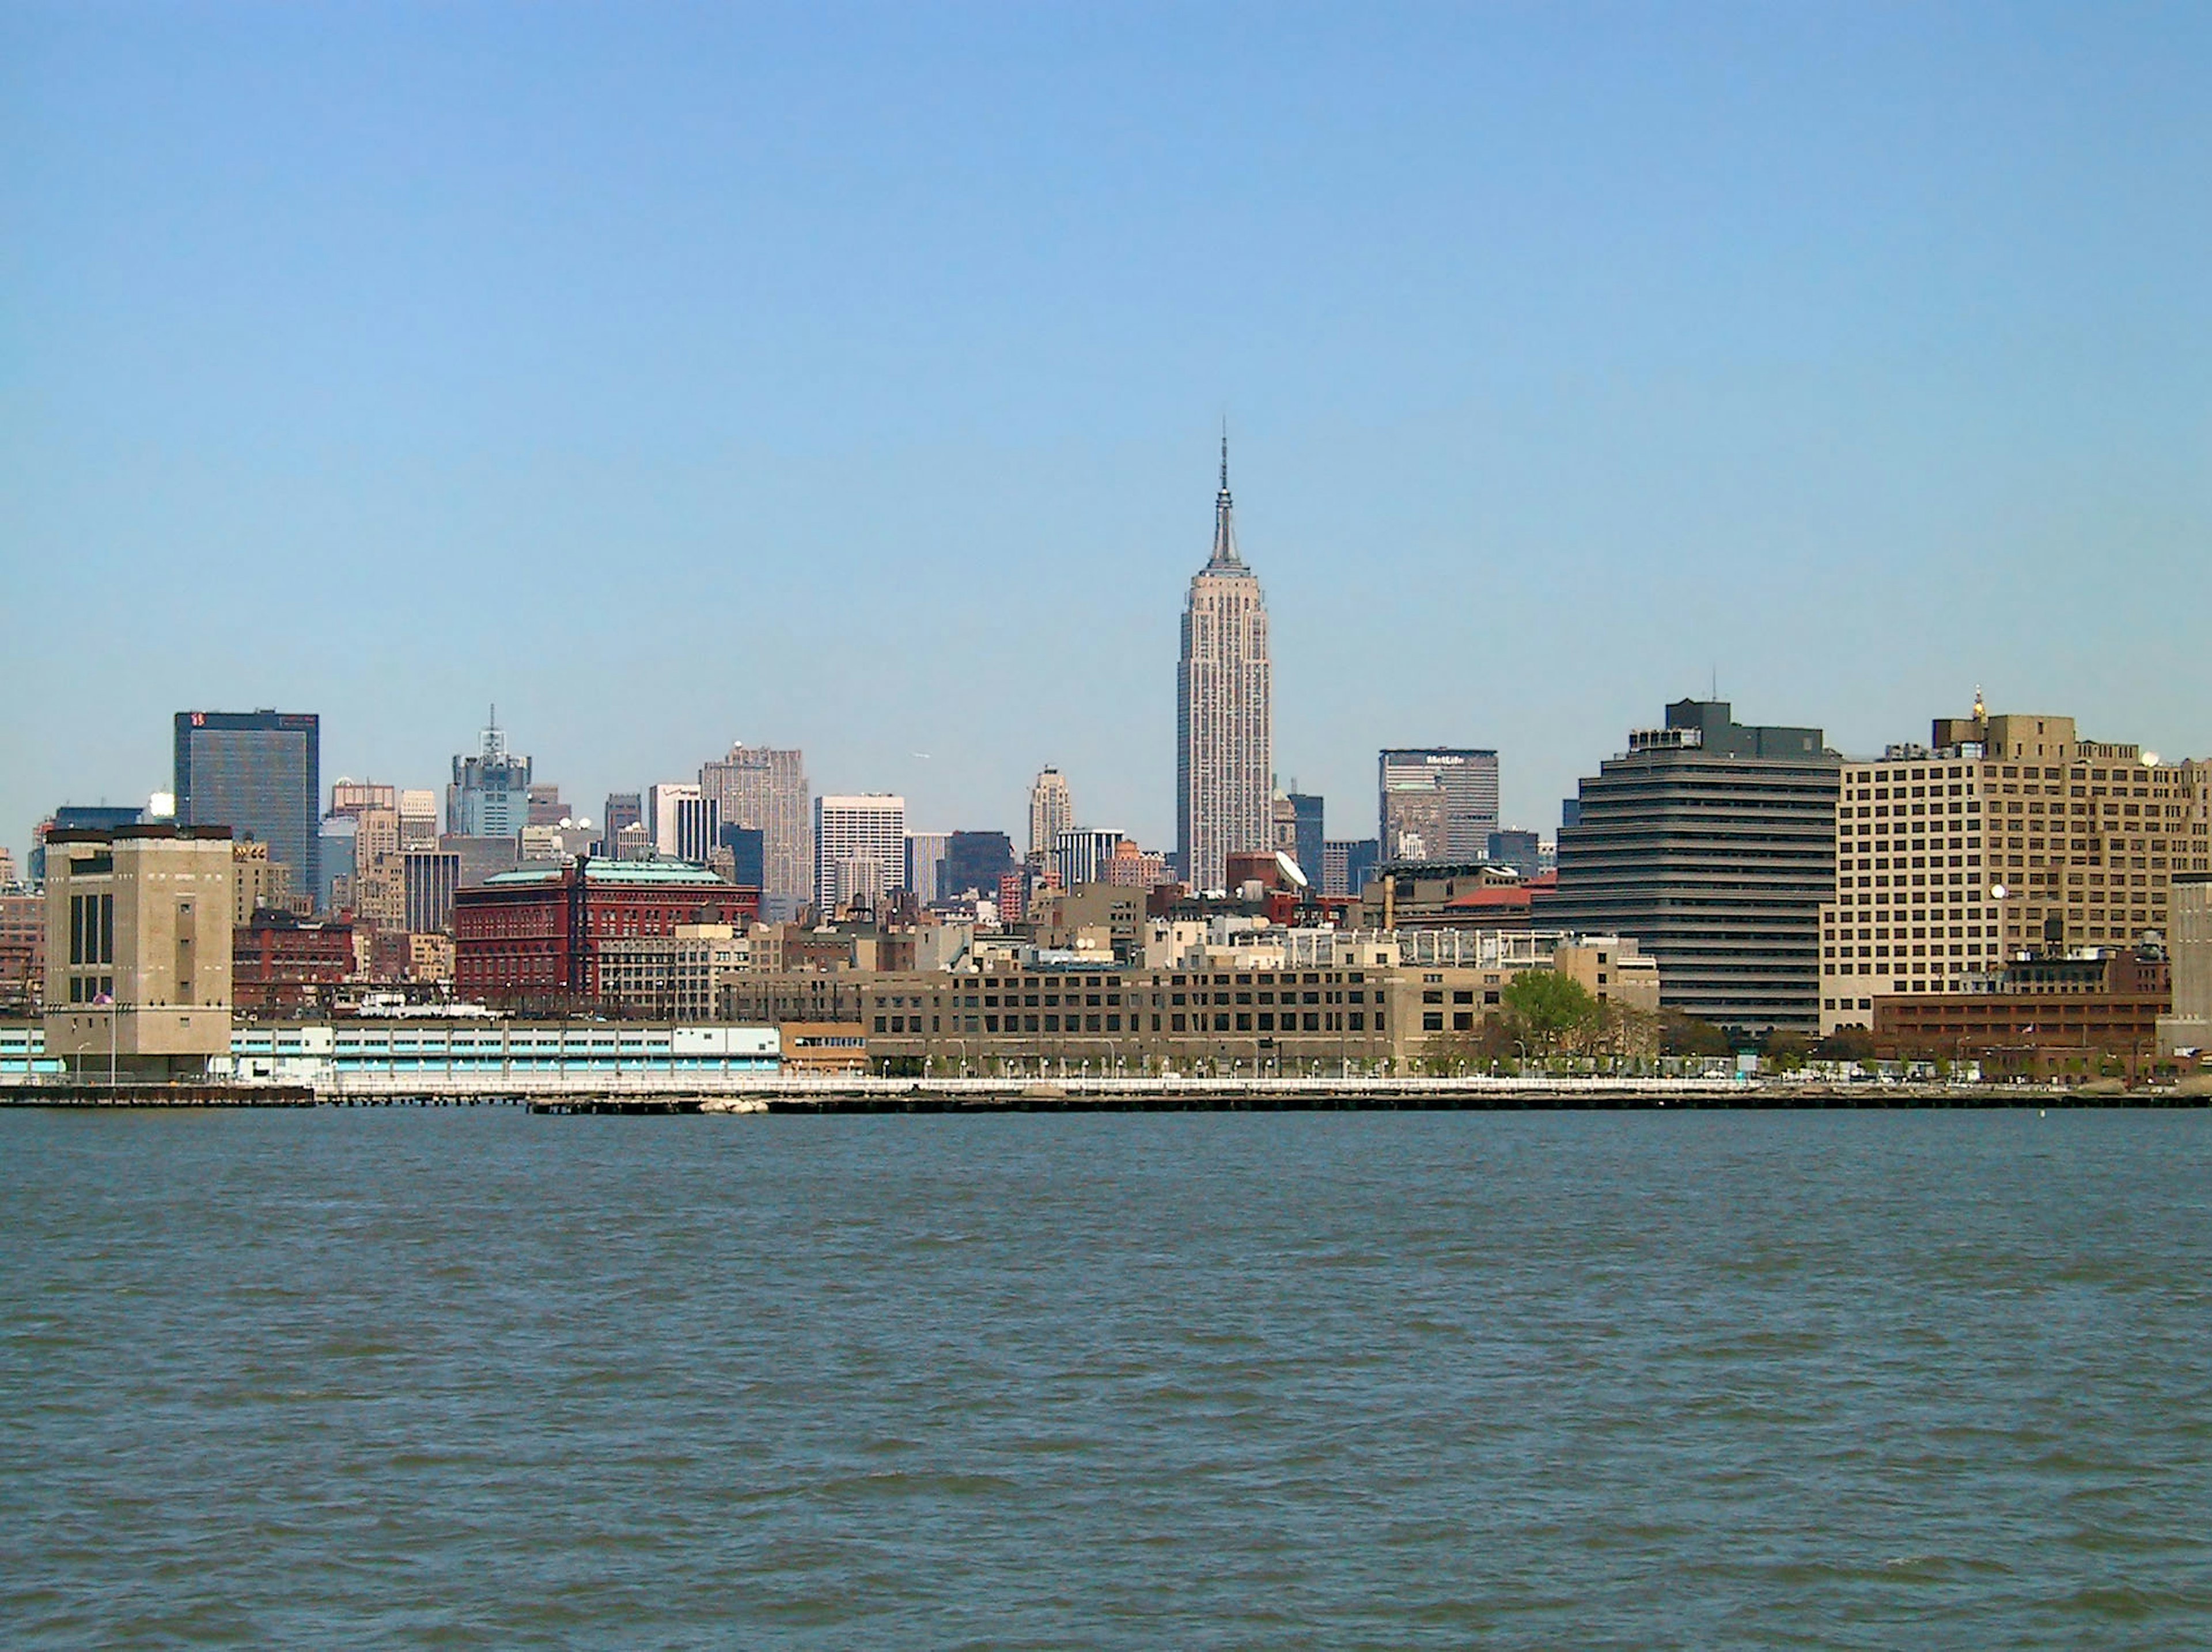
[1821,706,2211,1035]
[43,824,234,1077]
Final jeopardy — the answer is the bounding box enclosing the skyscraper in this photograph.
[449,714,531,839]
[1377,749,1500,862]
[1176,437,1271,891]
[174,709,321,902]
[1028,767,1073,861]
[700,745,812,921]
[648,782,719,865]
[1540,699,1840,1035]
[815,795,907,915]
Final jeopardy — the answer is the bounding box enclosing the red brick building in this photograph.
[0,891,44,1010]
[1873,945,2173,1082]
[234,911,355,1016]
[453,858,760,1011]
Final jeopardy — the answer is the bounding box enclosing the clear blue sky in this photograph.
[5,2,2208,864]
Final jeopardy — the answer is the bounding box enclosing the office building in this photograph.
[1176,438,1272,890]
[1542,699,1840,1035]
[404,850,462,934]
[944,831,1016,899]
[233,912,355,1016]
[699,745,812,921]
[453,859,760,1011]
[1029,768,1074,861]
[329,780,396,816]
[815,795,907,914]
[174,709,320,902]
[1821,703,2212,1035]
[317,814,358,913]
[906,831,952,906]
[2160,873,2212,1058]
[0,889,46,1010]
[526,784,567,827]
[649,782,718,864]
[602,793,643,852]
[448,715,532,839]
[398,790,441,851]
[1323,839,1380,899]
[43,824,234,1076]
[1052,828,1125,892]
[1377,749,1499,863]
[1274,793,1324,884]
[719,824,766,892]
[1381,778,1450,863]
[1487,829,1543,879]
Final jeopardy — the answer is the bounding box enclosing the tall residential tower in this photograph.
[1176,437,1272,891]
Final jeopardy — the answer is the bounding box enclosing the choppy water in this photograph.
[3,1108,2210,1647]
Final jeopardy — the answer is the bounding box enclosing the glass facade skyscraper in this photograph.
[173,709,321,901]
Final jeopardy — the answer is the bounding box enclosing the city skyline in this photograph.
[6,7,2209,862]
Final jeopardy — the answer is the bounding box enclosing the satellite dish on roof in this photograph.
[1274,850,1309,890]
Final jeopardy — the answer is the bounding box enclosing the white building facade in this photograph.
[815,795,908,914]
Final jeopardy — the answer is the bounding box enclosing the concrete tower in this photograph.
[1176,433,1272,891]
[1028,767,1074,861]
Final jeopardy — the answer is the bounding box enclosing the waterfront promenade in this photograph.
[6,1070,2202,1111]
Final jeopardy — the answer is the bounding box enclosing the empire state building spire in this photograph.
[1209,425,1242,568]
[1177,432,1272,890]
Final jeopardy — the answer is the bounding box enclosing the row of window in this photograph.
[68,894,115,968]
[893,1010,1380,1037]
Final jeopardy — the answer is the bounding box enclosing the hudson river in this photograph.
[5,1108,2209,1647]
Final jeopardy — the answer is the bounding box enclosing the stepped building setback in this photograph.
[1176,437,1272,891]
[1541,699,1840,1035]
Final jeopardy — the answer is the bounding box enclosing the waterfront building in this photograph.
[1176,438,1272,891]
[0,890,44,1011]
[1377,749,1500,863]
[1872,943,2171,1082]
[175,709,320,901]
[452,858,760,1011]
[43,824,234,1077]
[1028,768,1075,861]
[448,715,532,839]
[1820,702,2212,1034]
[2160,873,2212,1058]
[815,795,907,914]
[698,745,811,922]
[1541,699,1840,1035]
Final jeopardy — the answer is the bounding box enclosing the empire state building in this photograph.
[1176,437,1272,891]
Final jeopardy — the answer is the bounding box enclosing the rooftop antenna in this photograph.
[1972,684,1986,721]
